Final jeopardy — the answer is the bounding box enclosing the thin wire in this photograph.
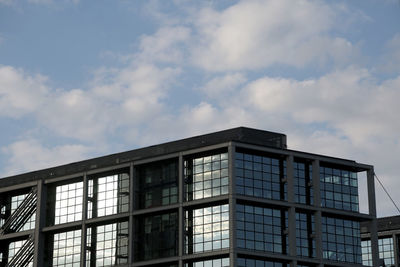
[374,172,400,215]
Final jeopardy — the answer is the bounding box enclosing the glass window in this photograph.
[86,221,128,266]
[294,162,313,205]
[237,258,288,267]
[235,151,286,201]
[135,211,178,261]
[185,152,229,201]
[362,237,396,266]
[184,257,230,267]
[136,159,178,209]
[53,229,81,267]
[8,239,34,267]
[236,204,287,254]
[88,172,129,219]
[320,167,358,212]
[296,212,315,258]
[322,216,361,264]
[54,182,83,224]
[185,204,230,254]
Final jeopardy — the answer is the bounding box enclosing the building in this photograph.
[0,127,379,267]
[361,215,400,266]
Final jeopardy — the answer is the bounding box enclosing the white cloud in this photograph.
[200,73,247,99]
[190,0,358,71]
[2,139,91,176]
[0,66,49,118]
[137,26,191,64]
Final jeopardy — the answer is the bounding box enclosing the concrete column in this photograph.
[286,155,297,267]
[33,180,46,267]
[367,168,379,267]
[129,163,134,264]
[80,173,88,267]
[228,143,237,267]
[393,234,398,267]
[312,160,323,266]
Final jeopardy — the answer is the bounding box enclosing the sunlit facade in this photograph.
[0,127,379,266]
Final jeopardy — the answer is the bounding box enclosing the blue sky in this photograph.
[1,0,400,217]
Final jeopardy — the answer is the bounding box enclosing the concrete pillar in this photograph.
[367,168,379,267]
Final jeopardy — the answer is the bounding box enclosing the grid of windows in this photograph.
[294,162,313,205]
[135,212,178,261]
[8,240,33,266]
[236,204,287,254]
[137,160,178,209]
[361,239,372,266]
[53,229,81,267]
[320,167,358,212]
[321,216,361,264]
[296,212,315,258]
[88,173,129,219]
[361,237,396,266]
[237,258,288,267]
[185,152,229,201]
[55,182,83,224]
[378,237,395,266]
[185,204,229,254]
[235,152,286,201]
[86,222,128,266]
[184,257,230,267]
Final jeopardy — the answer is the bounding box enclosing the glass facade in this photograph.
[54,182,83,225]
[236,204,287,254]
[52,229,82,267]
[184,257,230,267]
[362,237,396,266]
[8,239,33,267]
[88,173,129,219]
[86,222,129,266]
[136,159,178,209]
[185,204,229,254]
[321,216,361,264]
[294,162,313,205]
[235,151,286,201]
[237,258,288,267]
[320,167,358,212]
[135,211,178,261]
[185,152,229,201]
[296,212,315,258]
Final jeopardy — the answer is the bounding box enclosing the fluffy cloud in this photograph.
[1,139,90,176]
[190,0,357,71]
[380,33,400,73]
[0,66,49,118]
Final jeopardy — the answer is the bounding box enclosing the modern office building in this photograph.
[361,215,400,266]
[0,127,379,267]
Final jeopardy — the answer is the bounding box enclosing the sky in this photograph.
[0,0,400,217]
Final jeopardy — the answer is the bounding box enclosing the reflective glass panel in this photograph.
[237,258,288,267]
[86,221,128,266]
[235,151,286,201]
[185,204,230,254]
[185,152,229,201]
[53,229,81,267]
[236,204,287,254]
[322,216,361,264]
[320,167,359,212]
[54,182,83,224]
[136,159,178,209]
[88,173,129,219]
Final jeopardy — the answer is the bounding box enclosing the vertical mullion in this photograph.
[129,162,134,264]
[33,180,46,267]
[178,153,184,267]
[286,154,297,267]
[80,173,88,267]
